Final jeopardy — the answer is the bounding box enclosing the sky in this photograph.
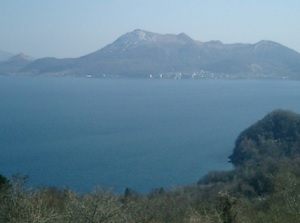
[1,0,300,58]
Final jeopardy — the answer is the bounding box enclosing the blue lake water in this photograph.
[0,76,300,193]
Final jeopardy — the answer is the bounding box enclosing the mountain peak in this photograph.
[0,50,14,61]
[253,40,283,50]
[132,29,150,35]
[8,53,32,62]
[176,32,194,43]
[253,40,299,56]
[104,29,196,53]
[114,29,159,46]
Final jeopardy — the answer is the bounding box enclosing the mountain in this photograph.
[2,29,300,79]
[0,50,14,61]
[74,29,209,78]
[0,53,33,75]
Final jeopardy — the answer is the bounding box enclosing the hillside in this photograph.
[0,53,32,75]
[229,109,300,166]
[0,50,14,61]
[1,30,300,79]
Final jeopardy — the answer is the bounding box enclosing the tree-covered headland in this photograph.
[1,109,300,222]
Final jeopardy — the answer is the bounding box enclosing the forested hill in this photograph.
[200,109,300,193]
[229,109,300,166]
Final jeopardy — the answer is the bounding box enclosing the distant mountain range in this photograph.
[0,50,15,61]
[1,29,300,79]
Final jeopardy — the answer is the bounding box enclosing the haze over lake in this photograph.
[0,76,300,193]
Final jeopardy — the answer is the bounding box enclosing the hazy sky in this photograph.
[1,0,300,58]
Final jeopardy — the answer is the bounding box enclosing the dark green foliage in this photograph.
[229,109,300,166]
[0,174,8,189]
[197,109,300,203]
[219,192,237,223]
[198,170,236,185]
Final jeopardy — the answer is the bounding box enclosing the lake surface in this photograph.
[0,76,300,193]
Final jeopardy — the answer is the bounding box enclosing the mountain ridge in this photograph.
[1,29,300,79]
[0,52,33,75]
[0,50,15,61]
